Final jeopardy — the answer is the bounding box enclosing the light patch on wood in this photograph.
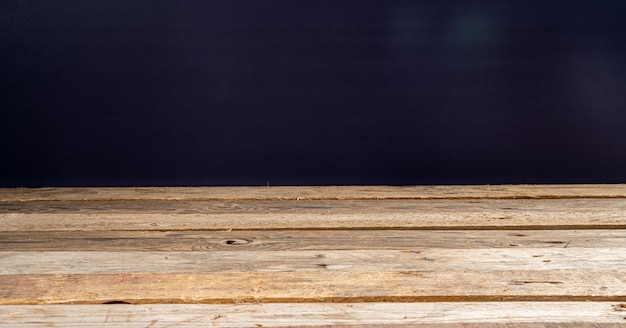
[1,248,624,274]
[0,303,625,326]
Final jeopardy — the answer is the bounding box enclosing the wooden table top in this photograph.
[1,185,625,327]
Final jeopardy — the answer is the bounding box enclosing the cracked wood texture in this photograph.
[1,185,625,327]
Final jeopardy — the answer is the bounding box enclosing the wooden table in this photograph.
[1,185,625,327]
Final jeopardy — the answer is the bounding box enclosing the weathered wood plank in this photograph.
[1,303,625,327]
[1,212,623,231]
[2,270,624,304]
[2,199,625,231]
[1,229,622,251]
[4,199,626,215]
[2,184,625,202]
[1,248,624,274]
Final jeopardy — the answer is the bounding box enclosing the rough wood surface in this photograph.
[2,184,625,202]
[3,270,625,304]
[2,198,625,231]
[4,199,626,215]
[2,248,624,274]
[0,229,621,251]
[1,303,625,327]
[1,185,625,326]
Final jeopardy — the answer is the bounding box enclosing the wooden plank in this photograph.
[2,270,625,304]
[5,199,626,215]
[1,303,625,327]
[1,211,623,232]
[1,229,622,251]
[2,199,625,231]
[1,184,625,202]
[1,248,624,274]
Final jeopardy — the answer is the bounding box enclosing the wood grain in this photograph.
[2,248,624,274]
[1,303,625,327]
[1,229,622,251]
[2,270,625,304]
[2,212,623,231]
[2,186,625,326]
[4,198,625,214]
[2,198,625,231]
[2,184,625,202]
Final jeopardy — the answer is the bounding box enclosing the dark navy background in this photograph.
[2,1,625,186]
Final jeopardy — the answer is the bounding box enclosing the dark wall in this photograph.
[2,1,625,186]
